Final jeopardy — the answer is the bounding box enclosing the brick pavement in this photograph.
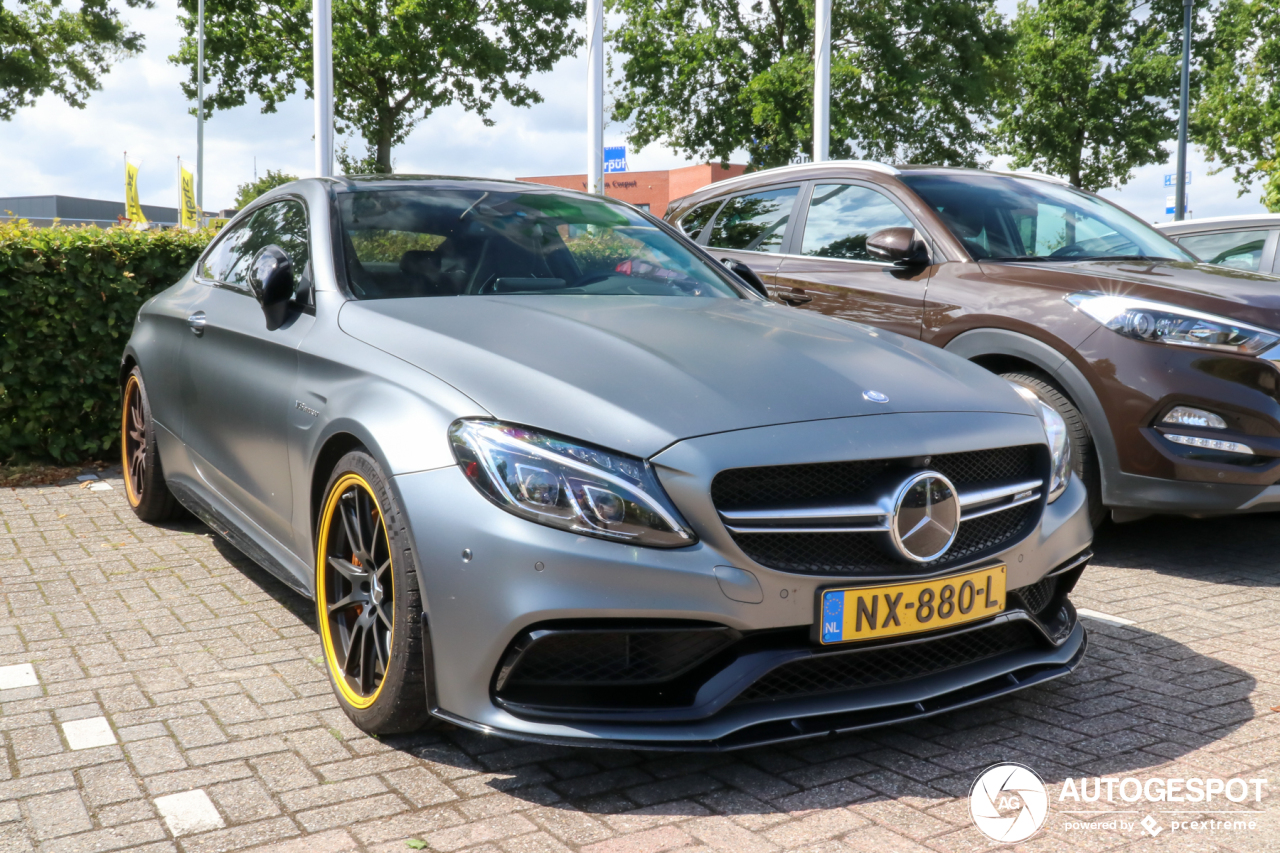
[3,473,1280,852]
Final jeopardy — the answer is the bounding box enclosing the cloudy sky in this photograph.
[0,0,1267,221]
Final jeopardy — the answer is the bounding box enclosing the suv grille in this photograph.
[731,621,1041,704]
[712,446,1043,576]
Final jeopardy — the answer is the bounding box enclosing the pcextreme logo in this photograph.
[969,763,1049,843]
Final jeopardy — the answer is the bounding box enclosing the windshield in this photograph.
[899,174,1195,263]
[336,187,743,299]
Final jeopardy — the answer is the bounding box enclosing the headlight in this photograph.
[1008,383,1072,502]
[448,420,696,548]
[1066,292,1280,355]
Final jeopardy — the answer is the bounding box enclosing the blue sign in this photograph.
[603,146,628,173]
[1163,172,1191,187]
[1165,193,1188,215]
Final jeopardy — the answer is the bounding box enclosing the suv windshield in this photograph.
[336,187,742,299]
[899,173,1195,263]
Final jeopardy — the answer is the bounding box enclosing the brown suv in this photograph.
[665,162,1280,524]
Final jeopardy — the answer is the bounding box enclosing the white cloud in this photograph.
[0,0,1268,224]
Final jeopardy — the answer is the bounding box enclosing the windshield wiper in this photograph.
[1077,255,1162,262]
[986,256,1065,262]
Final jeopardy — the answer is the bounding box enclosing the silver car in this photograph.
[119,176,1092,749]
[1157,214,1280,275]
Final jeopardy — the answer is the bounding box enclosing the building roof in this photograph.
[0,195,179,226]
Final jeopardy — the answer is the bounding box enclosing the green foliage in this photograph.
[0,0,149,120]
[992,0,1183,191]
[1193,0,1280,212]
[348,230,445,263]
[336,140,391,176]
[234,169,299,209]
[170,0,582,172]
[0,219,214,462]
[607,0,1010,168]
[563,230,635,271]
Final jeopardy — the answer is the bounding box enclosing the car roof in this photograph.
[666,163,1073,216]
[325,174,581,194]
[1155,213,1280,234]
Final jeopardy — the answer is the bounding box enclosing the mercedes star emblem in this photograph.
[890,471,961,562]
[863,390,889,403]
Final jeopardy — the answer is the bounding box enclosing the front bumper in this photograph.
[394,412,1092,749]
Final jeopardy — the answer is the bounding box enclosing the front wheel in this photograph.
[1002,370,1106,528]
[316,451,434,734]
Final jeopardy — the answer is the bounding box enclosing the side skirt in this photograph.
[168,480,313,600]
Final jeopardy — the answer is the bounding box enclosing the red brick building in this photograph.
[517,162,748,218]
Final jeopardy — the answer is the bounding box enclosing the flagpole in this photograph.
[313,0,333,177]
[586,0,603,195]
[813,0,830,162]
[197,0,205,213]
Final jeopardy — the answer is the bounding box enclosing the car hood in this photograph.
[984,258,1280,329]
[338,296,1033,457]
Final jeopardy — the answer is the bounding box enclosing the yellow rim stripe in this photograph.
[316,472,394,710]
[121,376,142,508]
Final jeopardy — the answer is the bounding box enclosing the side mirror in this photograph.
[866,227,930,267]
[721,258,769,298]
[248,245,295,331]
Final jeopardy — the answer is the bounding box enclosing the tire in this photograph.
[315,450,435,734]
[121,367,185,522]
[1002,370,1107,529]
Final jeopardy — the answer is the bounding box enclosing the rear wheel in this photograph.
[316,451,434,734]
[121,368,185,522]
[1002,370,1106,528]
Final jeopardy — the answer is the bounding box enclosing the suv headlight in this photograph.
[1009,383,1072,502]
[1066,292,1280,355]
[449,420,696,548]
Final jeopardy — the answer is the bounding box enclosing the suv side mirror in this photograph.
[721,258,769,298]
[248,245,295,331]
[866,227,930,267]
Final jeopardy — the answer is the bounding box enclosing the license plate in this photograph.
[818,565,1006,645]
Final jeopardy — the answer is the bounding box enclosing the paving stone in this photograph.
[153,789,224,837]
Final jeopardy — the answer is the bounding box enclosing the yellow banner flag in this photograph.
[125,160,148,224]
[179,163,199,229]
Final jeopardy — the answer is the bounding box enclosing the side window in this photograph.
[678,201,720,240]
[801,184,913,261]
[197,218,255,289]
[708,187,798,253]
[1178,230,1270,271]
[241,200,312,299]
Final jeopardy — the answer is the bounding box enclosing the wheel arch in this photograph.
[944,328,1119,502]
[119,349,139,388]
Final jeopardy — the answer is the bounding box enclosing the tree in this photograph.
[1193,0,1280,212]
[1,0,147,121]
[170,0,580,173]
[992,0,1184,191]
[607,0,1011,169]
[234,169,298,208]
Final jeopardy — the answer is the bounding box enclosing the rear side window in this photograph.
[708,187,798,253]
[801,184,913,261]
[1177,230,1270,271]
[677,201,719,240]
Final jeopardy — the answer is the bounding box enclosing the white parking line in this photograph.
[0,664,38,690]
[1077,608,1136,626]
[62,717,116,750]
[154,790,224,837]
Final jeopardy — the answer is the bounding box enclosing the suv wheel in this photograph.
[1002,370,1106,528]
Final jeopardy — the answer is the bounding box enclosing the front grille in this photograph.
[501,627,736,687]
[732,621,1042,704]
[713,446,1042,576]
[712,446,1036,511]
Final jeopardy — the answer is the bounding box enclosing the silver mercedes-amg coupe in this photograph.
[119,176,1092,749]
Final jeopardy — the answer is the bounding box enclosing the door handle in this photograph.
[779,289,812,305]
[187,311,207,336]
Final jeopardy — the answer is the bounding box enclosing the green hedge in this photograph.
[0,219,215,462]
